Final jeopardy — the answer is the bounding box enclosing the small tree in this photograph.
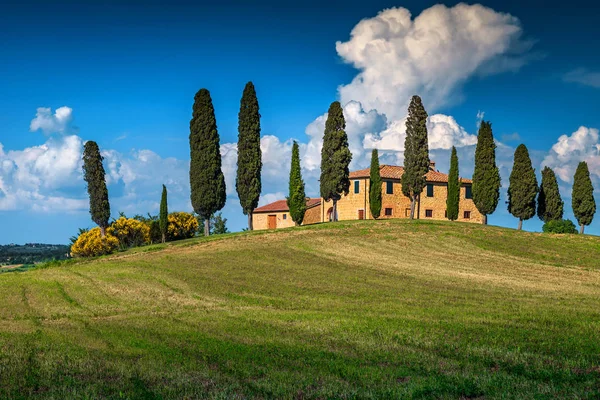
[159,184,168,243]
[320,101,352,221]
[236,82,262,231]
[446,147,460,221]
[369,149,382,219]
[537,166,563,223]
[211,213,229,235]
[82,141,111,237]
[572,161,596,234]
[508,144,538,230]
[287,141,307,226]
[472,121,501,225]
[402,95,429,219]
[189,88,226,236]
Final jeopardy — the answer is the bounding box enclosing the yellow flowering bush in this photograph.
[167,212,199,240]
[70,228,119,258]
[107,217,151,250]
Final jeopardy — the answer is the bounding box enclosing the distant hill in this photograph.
[0,243,69,265]
[0,220,598,398]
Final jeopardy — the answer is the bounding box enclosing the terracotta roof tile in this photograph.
[254,198,321,213]
[349,164,472,184]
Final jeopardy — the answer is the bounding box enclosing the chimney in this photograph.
[429,161,436,171]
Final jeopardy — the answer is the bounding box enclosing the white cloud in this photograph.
[336,4,531,119]
[30,106,75,135]
[564,68,600,89]
[542,126,600,183]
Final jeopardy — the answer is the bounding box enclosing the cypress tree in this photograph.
[159,184,168,243]
[401,95,430,219]
[537,166,563,223]
[287,141,307,226]
[369,149,382,219]
[508,144,538,230]
[189,88,226,236]
[446,146,460,221]
[320,101,352,221]
[572,161,596,234]
[236,82,262,231]
[472,121,501,225]
[82,141,110,237]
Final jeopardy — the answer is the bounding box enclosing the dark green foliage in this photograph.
[82,141,111,236]
[537,167,563,222]
[211,213,229,235]
[472,121,501,224]
[133,214,161,244]
[159,185,168,243]
[320,101,352,221]
[508,144,538,230]
[236,82,262,230]
[572,161,596,234]
[369,149,382,219]
[189,88,226,236]
[446,147,460,221]
[402,95,429,219]
[287,141,307,225]
[542,219,578,234]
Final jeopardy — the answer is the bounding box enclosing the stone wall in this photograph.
[303,205,322,225]
[252,204,323,230]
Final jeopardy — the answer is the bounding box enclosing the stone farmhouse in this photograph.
[252,162,483,230]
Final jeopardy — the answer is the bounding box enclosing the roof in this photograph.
[254,198,321,213]
[349,165,472,184]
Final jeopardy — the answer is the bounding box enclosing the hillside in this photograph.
[0,220,599,398]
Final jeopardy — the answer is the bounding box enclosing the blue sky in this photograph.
[1,0,599,243]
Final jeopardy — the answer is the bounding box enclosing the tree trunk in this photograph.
[204,219,210,236]
[248,212,253,231]
[100,226,106,238]
[580,224,585,234]
[517,219,523,230]
[333,199,338,222]
[482,214,487,225]
[417,194,421,219]
[410,197,416,220]
[162,233,165,244]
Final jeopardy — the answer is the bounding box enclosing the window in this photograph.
[465,185,473,199]
[425,209,433,218]
[386,181,393,194]
[464,211,471,219]
[385,208,393,216]
[426,184,434,197]
[405,208,411,217]
[354,180,360,194]
[283,214,287,220]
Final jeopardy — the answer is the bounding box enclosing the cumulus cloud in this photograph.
[542,126,600,183]
[30,106,76,135]
[336,4,532,119]
[564,68,600,89]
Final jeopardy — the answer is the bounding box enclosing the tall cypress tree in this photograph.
[369,149,382,219]
[189,88,226,236]
[572,161,596,234]
[287,141,306,226]
[320,101,352,221]
[401,95,429,219]
[446,146,460,221]
[508,144,538,230]
[159,184,168,243]
[537,166,563,223]
[236,82,262,231]
[82,141,110,237]
[472,121,501,225]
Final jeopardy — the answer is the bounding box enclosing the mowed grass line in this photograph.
[0,219,598,398]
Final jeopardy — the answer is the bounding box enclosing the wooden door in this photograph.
[358,209,365,220]
[268,215,277,229]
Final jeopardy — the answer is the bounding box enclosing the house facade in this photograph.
[253,163,483,230]
[252,198,322,230]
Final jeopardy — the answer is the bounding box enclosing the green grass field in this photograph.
[0,220,599,399]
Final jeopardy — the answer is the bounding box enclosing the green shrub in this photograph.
[168,212,199,241]
[542,219,578,234]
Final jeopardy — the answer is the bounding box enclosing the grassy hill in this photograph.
[0,220,599,399]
